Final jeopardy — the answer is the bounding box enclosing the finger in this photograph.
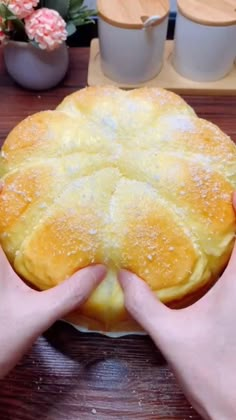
[222,240,236,279]
[118,270,174,346]
[0,180,4,193]
[0,247,27,289]
[206,191,236,288]
[0,264,105,377]
[35,264,107,328]
[0,246,12,269]
[233,191,236,212]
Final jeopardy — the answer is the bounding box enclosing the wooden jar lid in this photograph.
[177,0,236,26]
[98,0,170,29]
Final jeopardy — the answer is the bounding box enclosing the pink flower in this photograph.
[25,8,67,51]
[2,0,39,19]
[0,31,6,44]
[0,17,7,44]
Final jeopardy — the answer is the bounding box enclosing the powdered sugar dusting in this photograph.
[1,86,236,321]
[161,114,196,133]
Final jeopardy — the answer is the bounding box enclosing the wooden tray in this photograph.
[88,38,236,95]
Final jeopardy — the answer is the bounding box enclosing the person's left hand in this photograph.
[0,247,106,378]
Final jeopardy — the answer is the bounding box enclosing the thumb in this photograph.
[233,191,236,212]
[34,264,107,330]
[221,240,236,279]
[221,191,236,277]
[118,270,175,348]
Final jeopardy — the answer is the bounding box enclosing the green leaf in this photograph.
[0,3,26,24]
[69,0,84,13]
[12,18,25,33]
[66,21,76,36]
[0,5,5,18]
[72,17,94,27]
[0,4,9,19]
[44,0,70,18]
[7,16,18,21]
[30,40,41,49]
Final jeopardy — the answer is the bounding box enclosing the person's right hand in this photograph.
[119,207,236,420]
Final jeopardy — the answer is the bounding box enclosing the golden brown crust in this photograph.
[0,86,236,334]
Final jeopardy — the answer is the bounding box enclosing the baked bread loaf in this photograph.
[0,86,236,335]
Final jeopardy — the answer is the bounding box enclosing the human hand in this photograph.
[119,207,236,420]
[0,247,106,378]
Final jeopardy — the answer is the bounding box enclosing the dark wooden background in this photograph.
[0,48,236,420]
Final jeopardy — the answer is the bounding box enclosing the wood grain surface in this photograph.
[0,47,236,420]
[177,0,236,26]
[97,0,169,28]
[88,39,236,94]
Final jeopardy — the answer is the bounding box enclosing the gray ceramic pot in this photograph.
[4,41,69,90]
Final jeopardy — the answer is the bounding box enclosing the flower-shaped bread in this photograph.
[0,86,236,334]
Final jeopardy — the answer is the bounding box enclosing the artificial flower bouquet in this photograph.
[0,0,96,51]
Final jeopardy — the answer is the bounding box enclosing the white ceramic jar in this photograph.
[98,0,170,85]
[173,0,236,82]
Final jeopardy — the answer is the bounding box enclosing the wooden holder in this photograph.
[87,38,236,95]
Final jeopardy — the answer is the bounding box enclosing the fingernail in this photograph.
[233,191,236,206]
[118,269,134,288]
[0,181,4,193]
[79,264,107,282]
[90,264,107,278]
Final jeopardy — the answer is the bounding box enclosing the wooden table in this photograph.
[0,48,236,420]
